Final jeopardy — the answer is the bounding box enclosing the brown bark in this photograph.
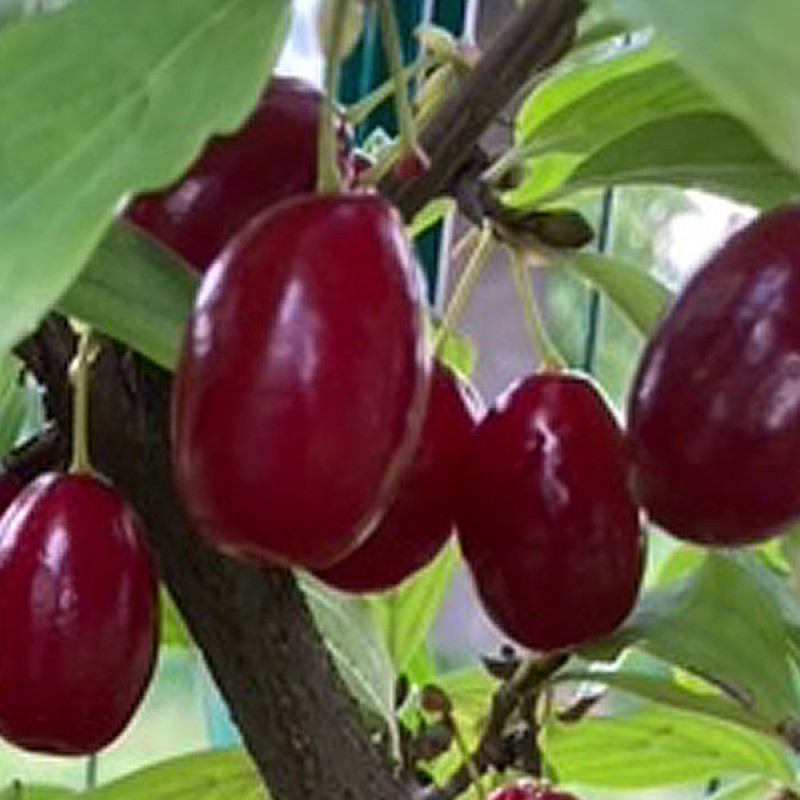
[14,1,585,798]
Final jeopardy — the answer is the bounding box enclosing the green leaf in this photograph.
[552,669,775,737]
[436,666,496,725]
[82,749,263,800]
[0,353,27,457]
[160,586,191,648]
[0,0,290,356]
[370,542,456,675]
[58,224,197,371]
[708,777,774,800]
[547,251,673,337]
[549,112,800,208]
[407,198,455,240]
[543,704,793,789]
[588,552,800,726]
[600,0,800,177]
[0,785,74,800]
[299,574,397,732]
[516,44,713,157]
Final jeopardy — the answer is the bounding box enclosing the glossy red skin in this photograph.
[489,785,579,800]
[0,470,23,512]
[172,193,429,569]
[314,363,481,592]
[628,205,800,545]
[0,473,159,755]
[125,76,350,271]
[457,373,643,653]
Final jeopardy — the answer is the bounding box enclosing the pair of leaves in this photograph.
[0,0,290,358]
[601,0,800,179]
[509,35,800,210]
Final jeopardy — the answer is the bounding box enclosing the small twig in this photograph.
[421,655,567,800]
[379,0,585,219]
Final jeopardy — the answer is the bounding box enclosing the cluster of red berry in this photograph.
[1,73,799,771]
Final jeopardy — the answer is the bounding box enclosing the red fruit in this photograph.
[628,205,800,545]
[489,784,579,800]
[457,373,643,653]
[0,473,159,755]
[172,193,428,569]
[125,76,351,271]
[0,470,23,512]
[314,362,481,592]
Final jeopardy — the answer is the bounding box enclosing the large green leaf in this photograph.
[58,224,197,371]
[298,574,397,733]
[516,43,712,157]
[0,786,74,800]
[82,749,263,800]
[547,112,800,208]
[546,251,673,337]
[543,704,793,789]
[0,0,290,356]
[370,541,456,675]
[601,0,800,177]
[510,36,800,208]
[587,552,800,727]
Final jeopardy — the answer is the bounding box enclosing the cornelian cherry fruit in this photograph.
[172,193,428,569]
[314,362,481,592]
[125,76,351,271]
[457,373,643,653]
[0,470,23,512]
[629,205,800,545]
[0,473,159,755]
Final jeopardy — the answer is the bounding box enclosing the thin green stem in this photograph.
[345,52,437,126]
[377,0,422,160]
[69,325,96,475]
[449,713,487,800]
[317,0,351,194]
[433,224,494,358]
[508,248,566,371]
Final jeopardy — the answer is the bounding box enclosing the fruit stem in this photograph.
[69,323,98,475]
[377,0,427,169]
[508,247,566,371]
[449,712,487,800]
[317,0,351,194]
[433,223,495,358]
[344,52,437,126]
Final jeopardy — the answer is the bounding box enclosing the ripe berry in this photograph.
[314,362,481,592]
[0,470,23,511]
[0,473,159,754]
[628,205,800,545]
[457,373,643,653]
[125,76,351,271]
[489,784,579,800]
[172,193,428,569]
